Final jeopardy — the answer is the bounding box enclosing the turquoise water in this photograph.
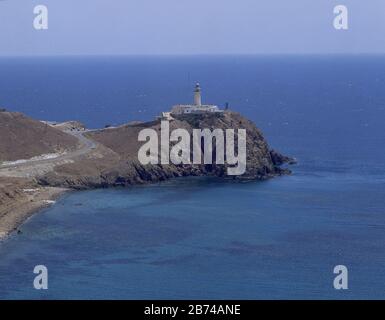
[0,56,385,299]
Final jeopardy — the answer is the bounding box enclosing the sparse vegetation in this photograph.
[0,111,78,162]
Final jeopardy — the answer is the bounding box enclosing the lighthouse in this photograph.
[169,83,222,115]
[194,83,202,106]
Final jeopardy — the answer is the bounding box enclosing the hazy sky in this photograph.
[1,0,385,55]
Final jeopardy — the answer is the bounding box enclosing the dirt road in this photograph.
[0,130,97,178]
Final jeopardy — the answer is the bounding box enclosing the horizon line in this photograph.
[1,53,385,58]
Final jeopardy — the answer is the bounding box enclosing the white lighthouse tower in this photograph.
[169,83,222,115]
[194,83,202,106]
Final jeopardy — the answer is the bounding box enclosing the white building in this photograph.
[157,111,174,121]
[170,83,222,115]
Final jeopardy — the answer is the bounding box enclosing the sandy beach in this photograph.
[0,185,68,240]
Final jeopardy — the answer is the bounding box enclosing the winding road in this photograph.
[0,130,97,174]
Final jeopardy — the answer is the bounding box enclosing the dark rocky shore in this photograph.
[37,111,294,189]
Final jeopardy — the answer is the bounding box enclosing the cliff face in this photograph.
[37,112,293,189]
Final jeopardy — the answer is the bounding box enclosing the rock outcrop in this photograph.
[0,111,294,237]
[37,112,294,189]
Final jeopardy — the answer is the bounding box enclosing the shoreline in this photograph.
[0,187,68,241]
[0,111,294,241]
[0,170,290,243]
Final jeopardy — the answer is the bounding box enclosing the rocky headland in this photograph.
[0,110,294,239]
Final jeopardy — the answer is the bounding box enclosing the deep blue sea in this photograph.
[0,55,385,299]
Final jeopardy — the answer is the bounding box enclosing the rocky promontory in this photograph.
[0,110,294,238]
[37,111,293,188]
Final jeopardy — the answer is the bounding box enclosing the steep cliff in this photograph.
[37,112,293,188]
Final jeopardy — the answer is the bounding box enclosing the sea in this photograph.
[0,55,385,299]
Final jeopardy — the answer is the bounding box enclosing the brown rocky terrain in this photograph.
[37,111,293,188]
[0,110,294,238]
[0,111,78,162]
[0,177,66,237]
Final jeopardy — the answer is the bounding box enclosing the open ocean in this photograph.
[1,55,385,299]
